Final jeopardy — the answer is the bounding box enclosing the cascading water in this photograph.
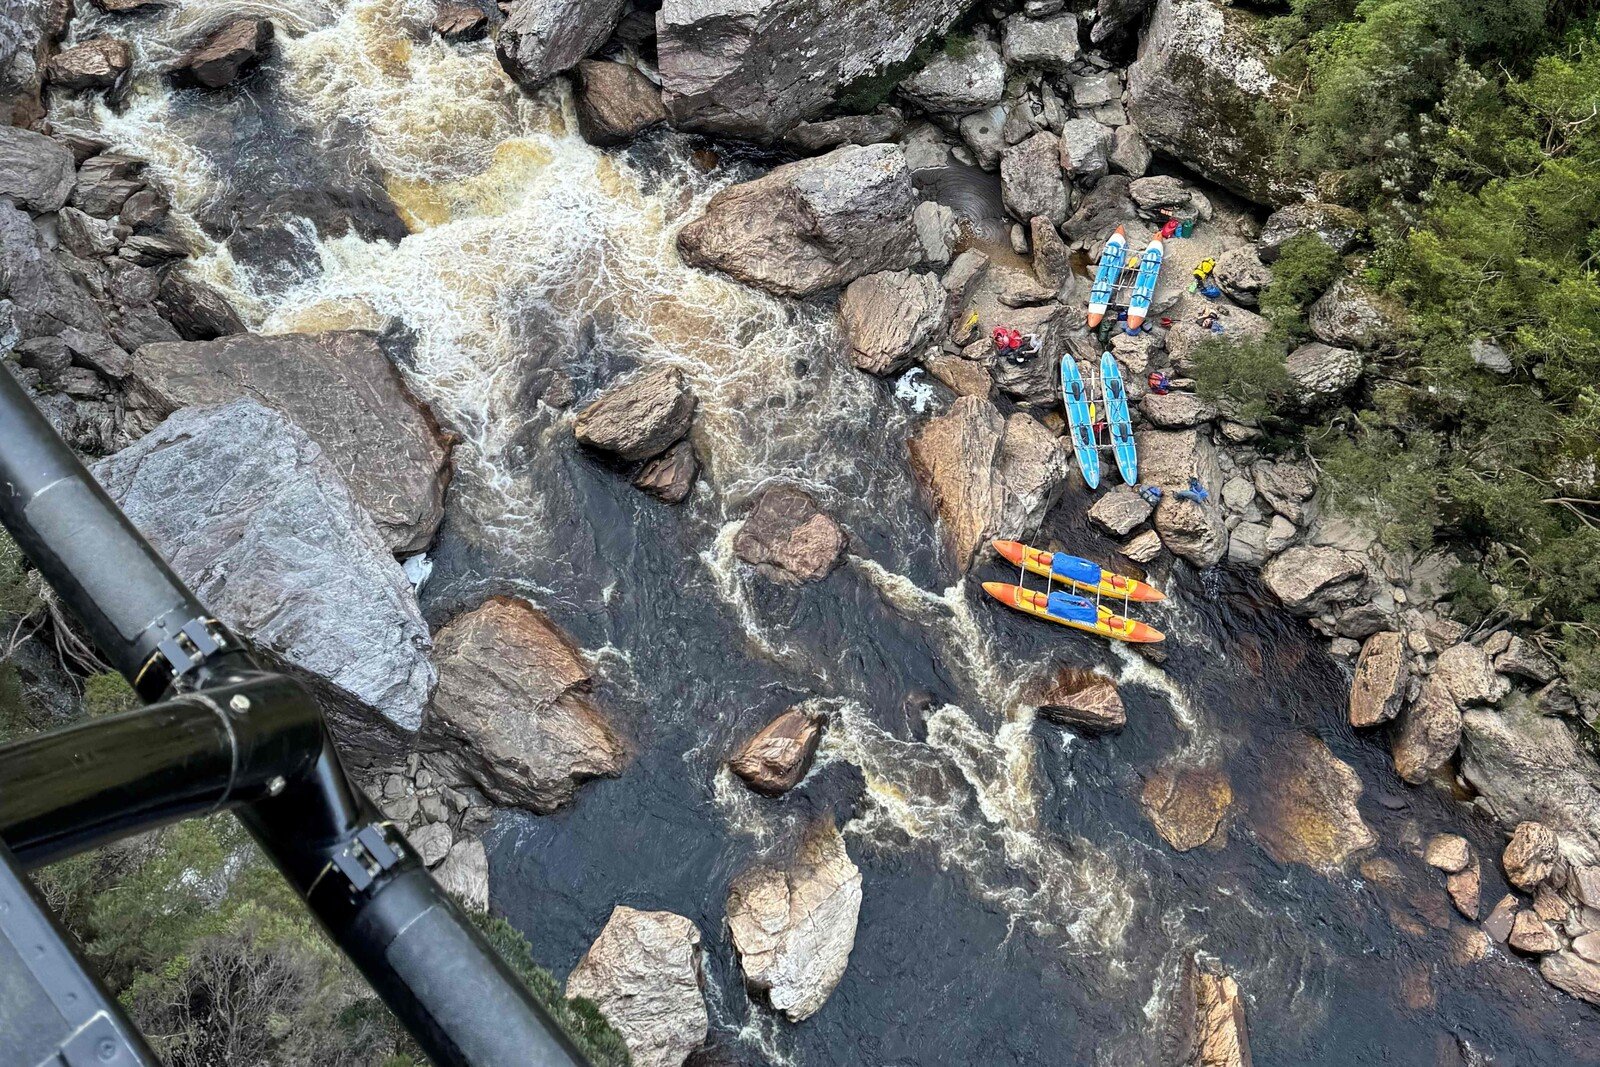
[57,2,1600,1063]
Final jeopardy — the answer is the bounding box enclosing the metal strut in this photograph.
[0,365,589,1066]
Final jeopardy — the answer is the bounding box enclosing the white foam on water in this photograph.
[894,366,936,413]
[823,698,1142,956]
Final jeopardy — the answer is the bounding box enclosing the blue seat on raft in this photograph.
[1049,553,1103,587]
[1046,592,1099,624]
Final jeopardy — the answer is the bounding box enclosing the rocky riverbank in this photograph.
[3,0,1597,1060]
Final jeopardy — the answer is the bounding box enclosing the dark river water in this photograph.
[54,1,1600,1062]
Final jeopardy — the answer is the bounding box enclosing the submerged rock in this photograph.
[839,269,942,376]
[496,0,624,89]
[1168,954,1253,1067]
[1391,675,1462,785]
[574,365,697,462]
[1142,764,1232,851]
[1251,733,1375,871]
[420,596,625,813]
[1030,667,1126,732]
[573,59,668,146]
[656,0,970,139]
[566,907,709,1067]
[123,331,453,554]
[677,144,919,297]
[732,485,847,585]
[908,398,1070,570]
[727,820,861,1022]
[1348,630,1407,727]
[176,18,274,89]
[94,401,435,756]
[729,706,827,795]
[1125,0,1300,206]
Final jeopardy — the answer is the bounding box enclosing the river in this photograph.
[55,1,1600,1062]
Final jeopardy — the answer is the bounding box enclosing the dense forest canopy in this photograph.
[1212,4,1600,689]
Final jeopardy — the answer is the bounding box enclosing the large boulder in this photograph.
[122,332,452,554]
[1125,0,1302,206]
[1284,342,1361,401]
[566,907,709,1067]
[1307,277,1403,350]
[1002,13,1080,73]
[94,401,435,755]
[45,38,130,92]
[1390,676,1461,785]
[1088,484,1154,537]
[496,0,624,89]
[152,272,246,341]
[908,398,1070,569]
[899,36,1005,113]
[732,485,846,584]
[1348,630,1407,727]
[839,269,942,375]
[1503,821,1562,891]
[1058,118,1114,184]
[176,18,274,88]
[727,820,861,1022]
[1261,546,1366,616]
[1136,427,1221,490]
[573,59,668,146]
[0,0,68,126]
[656,0,970,139]
[1258,202,1364,262]
[677,144,919,297]
[1251,733,1375,871]
[1029,666,1126,732]
[1461,697,1600,860]
[0,204,108,340]
[1434,642,1510,707]
[730,705,826,795]
[0,126,74,214]
[1001,131,1070,227]
[419,596,625,813]
[574,365,697,462]
[1154,497,1228,568]
[433,837,489,911]
[1541,951,1600,1007]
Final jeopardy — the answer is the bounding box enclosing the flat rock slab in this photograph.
[1142,764,1232,851]
[1250,733,1375,871]
[124,331,452,554]
[93,400,435,755]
